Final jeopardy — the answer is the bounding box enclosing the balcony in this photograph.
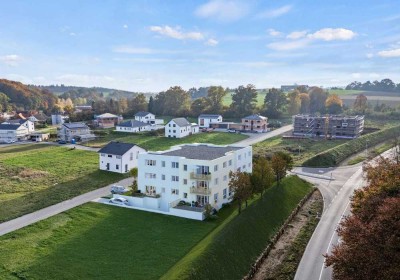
[190,172,212,180]
[190,186,211,195]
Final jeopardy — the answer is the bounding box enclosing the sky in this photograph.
[0,0,400,92]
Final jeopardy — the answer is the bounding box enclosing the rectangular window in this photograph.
[248,151,251,157]
[108,155,112,158]
[145,173,156,179]
[162,174,165,180]
[214,193,218,203]
[183,164,187,171]
[223,188,227,199]
[173,124,176,127]
[238,155,242,160]
[229,159,232,166]
[214,178,219,185]
[145,159,156,166]
[172,175,179,182]
[183,179,188,185]
[116,155,122,159]
[184,192,188,198]
[223,161,227,168]
[162,161,165,167]
[116,164,119,170]
[214,164,218,172]
[171,188,179,195]
[172,162,179,168]
[130,152,133,161]
[223,175,227,181]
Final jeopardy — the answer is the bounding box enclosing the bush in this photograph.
[303,124,400,167]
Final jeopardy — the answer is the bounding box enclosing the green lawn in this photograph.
[85,131,248,150]
[327,89,363,96]
[0,176,312,280]
[0,144,123,222]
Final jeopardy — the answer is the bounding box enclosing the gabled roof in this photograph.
[243,114,267,121]
[62,122,89,129]
[31,112,49,121]
[135,111,153,117]
[98,141,143,156]
[169,118,191,127]
[96,113,119,119]
[117,120,149,128]
[6,119,28,125]
[198,114,222,119]
[0,124,23,130]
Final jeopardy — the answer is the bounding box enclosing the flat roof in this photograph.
[157,144,245,160]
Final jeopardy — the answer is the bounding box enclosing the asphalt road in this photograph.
[293,148,397,280]
[236,124,292,146]
[0,177,133,236]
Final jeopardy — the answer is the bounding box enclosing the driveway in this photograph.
[236,124,292,146]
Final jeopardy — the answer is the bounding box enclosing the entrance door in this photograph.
[196,195,209,206]
[106,163,110,170]
[125,164,128,172]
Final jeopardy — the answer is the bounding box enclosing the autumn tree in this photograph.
[325,158,400,280]
[118,97,128,114]
[152,86,190,116]
[128,93,148,114]
[264,88,287,118]
[251,157,275,197]
[288,90,301,116]
[271,152,293,185]
[205,86,227,113]
[309,87,328,113]
[229,171,252,214]
[0,92,11,112]
[325,94,343,114]
[230,84,258,117]
[299,93,310,114]
[353,94,368,113]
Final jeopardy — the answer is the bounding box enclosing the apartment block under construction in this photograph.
[292,114,365,139]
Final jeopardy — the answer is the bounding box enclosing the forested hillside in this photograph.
[0,79,57,112]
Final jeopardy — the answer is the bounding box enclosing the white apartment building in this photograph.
[0,124,29,143]
[98,141,146,173]
[122,144,252,220]
[165,118,199,138]
[198,114,223,128]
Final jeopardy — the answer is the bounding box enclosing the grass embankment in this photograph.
[303,124,400,167]
[162,176,313,280]
[268,193,323,279]
[0,145,123,222]
[347,141,394,165]
[85,131,248,150]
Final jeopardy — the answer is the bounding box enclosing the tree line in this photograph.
[346,78,400,93]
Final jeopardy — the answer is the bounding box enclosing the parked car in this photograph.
[111,185,128,194]
[109,197,129,206]
[227,129,236,133]
[58,140,67,144]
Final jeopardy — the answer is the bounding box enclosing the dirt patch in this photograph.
[18,169,50,179]
[252,190,323,280]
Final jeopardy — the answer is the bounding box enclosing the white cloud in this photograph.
[123,24,128,29]
[69,32,76,36]
[195,0,250,22]
[149,25,204,40]
[205,38,219,46]
[0,54,22,66]
[113,46,154,54]
[287,30,308,40]
[351,73,361,79]
[377,48,400,57]
[267,39,311,51]
[366,53,374,58]
[268,29,282,37]
[257,5,292,19]
[307,28,356,41]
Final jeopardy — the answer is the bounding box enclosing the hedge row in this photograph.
[303,124,400,167]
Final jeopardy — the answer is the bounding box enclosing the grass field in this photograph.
[0,144,123,222]
[85,130,248,150]
[0,176,311,280]
[222,90,266,107]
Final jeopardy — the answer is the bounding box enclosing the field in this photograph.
[85,130,248,150]
[0,144,123,222]
[0,176,311,280]
[222,90,267,107]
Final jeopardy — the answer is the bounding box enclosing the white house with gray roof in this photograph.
[98,141,146,173]
[198,114,223,128]
[112,144,252,220]
[0,123,29,143]
[58,122,95,142]
[165,118,199,138]
[116,120,150,133]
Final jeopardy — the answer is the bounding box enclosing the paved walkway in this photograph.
[236,124,292,146]
[0,177,133,236]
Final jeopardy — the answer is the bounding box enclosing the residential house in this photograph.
[0,124,29,143]
[134,111,164,126]
[165,118,199,138]
[28,112,49,125]
[116,120,150,133]
[281,84,309,92]
[94,113,122,128]
[124,144,252,220]
[52,114,68,125]
[57,122,95,142]
[4,119,35,133]
[241,114,268,132]
[292,114,364,139]
[198,114,223,128]
[98,141,146,173]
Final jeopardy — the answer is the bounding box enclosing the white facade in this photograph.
[52,114,68,125]
[198,115,223,128]
[116,123,150,133]
[0,125,29,143]
[133,144,252,220]
[135,112,155,123]
[22,120,35,133]
[99,145,146,173]
[165,118,199,138]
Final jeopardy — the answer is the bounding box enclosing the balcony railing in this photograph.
[190,172,211,180]
[190,186,211,195]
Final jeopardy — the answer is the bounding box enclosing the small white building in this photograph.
[134,112,155,123]
[4,119,34,133]
[116,120,150,133]
[116,144,252,220]
[165,118,199,138]
[98,142,146,173]
[198,114,223,128]
[0,124,29,143]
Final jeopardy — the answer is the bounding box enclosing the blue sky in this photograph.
[1,0,399,92]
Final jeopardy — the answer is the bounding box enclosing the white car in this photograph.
[110,185,128,194]
[109,197,129,206]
